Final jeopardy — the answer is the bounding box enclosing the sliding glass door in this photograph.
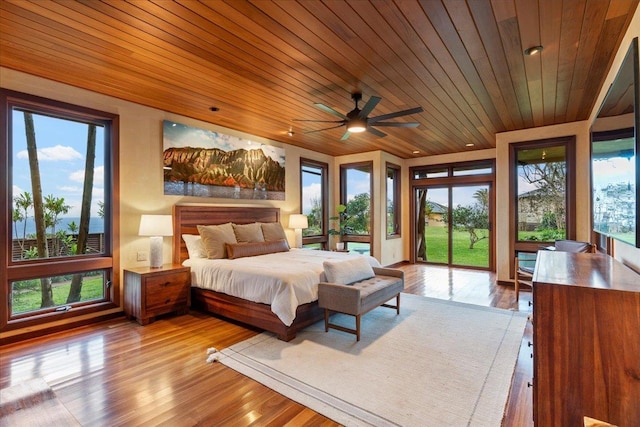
[411,161,494,270]
[415,185,490,268]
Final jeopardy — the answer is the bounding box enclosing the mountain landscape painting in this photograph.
[163,121,285,200]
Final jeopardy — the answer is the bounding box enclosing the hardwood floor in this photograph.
[0,263,533,426]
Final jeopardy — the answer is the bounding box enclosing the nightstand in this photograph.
[123,264,191,325]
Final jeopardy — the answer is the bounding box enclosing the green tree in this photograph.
[304,197,322,236]
[451,203,489,249]
[521,161,566,232]
[13,192,33,258]
[43,194,71,256]
[344,193,370,235]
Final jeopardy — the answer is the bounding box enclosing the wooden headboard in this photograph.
[172,205,280,264]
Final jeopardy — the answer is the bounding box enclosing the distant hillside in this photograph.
[163,147,285,191]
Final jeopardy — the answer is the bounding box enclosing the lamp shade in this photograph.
[288,214,308,229]
[138,215,173,237]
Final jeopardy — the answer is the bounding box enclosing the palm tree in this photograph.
[12,192,33,258]
[24,111,54,307]
[68,124,96,303]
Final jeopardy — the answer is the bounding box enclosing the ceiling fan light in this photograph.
[347,118,367,133]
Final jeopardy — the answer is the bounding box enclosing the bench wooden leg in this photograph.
[355,314,361,342]
[324,309,330,332]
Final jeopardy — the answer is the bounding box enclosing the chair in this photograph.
[514,240,596,301]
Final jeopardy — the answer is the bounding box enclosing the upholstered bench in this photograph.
[318,257,404,341]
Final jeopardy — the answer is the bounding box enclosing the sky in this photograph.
[11,111,105,220]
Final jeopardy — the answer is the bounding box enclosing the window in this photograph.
[1,90,119,332]
[300,158,328,249]
[340,162,373,255]
[411,161,494,269]
[386,162,401,238]
[512,139,575,243]
[510,137,576,274]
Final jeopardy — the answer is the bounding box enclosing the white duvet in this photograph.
[184,249,381,326]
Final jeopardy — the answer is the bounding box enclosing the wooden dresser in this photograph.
[532,251,640,426]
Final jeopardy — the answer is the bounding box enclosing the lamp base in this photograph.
[149,236,164,268]
[294,228,302,249]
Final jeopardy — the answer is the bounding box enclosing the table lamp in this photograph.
[288,214,308,249]
[138,214,173,268]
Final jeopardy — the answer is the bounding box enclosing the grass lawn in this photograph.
[424,226,489,267]
[12,276,104,314]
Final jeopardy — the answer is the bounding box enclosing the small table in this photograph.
[123,264,191,325]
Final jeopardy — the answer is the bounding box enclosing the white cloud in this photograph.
[302,183,322,214]
[12,185,25,197]
[16,145,82,161]
[69,166,104,186]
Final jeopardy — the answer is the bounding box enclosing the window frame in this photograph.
[409,160,495,269]
[509,136,576,258]
[386,162,401,239]
[1,89,120,334]
[299,158,328,249]
[339,161,374,255]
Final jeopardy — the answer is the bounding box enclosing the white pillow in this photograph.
[323,257,375,285]
[182,234,205,259]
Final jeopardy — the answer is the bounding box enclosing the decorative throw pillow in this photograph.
[197,223,237,259]
[260,222,287,242]
[323,257,375,285]
[182,234,205,259]
[232,223,265,243]
[226,239,290,259]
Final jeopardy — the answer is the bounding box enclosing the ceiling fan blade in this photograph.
[292,119,344,123]
[367,127,387,138]
[340,131,350,141]
[369,106,424,123]
[359,96,382,118]
[372,121,420,127]
[304,124,346,134]
[314,103,348,119]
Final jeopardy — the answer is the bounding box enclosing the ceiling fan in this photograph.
[293,93,424,140]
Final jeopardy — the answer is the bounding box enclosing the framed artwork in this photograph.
[163,120,285,200]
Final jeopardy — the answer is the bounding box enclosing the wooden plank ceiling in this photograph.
[1,0,638,158]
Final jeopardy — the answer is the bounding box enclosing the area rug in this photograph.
[0,377,80,426]
[220,294,527,427]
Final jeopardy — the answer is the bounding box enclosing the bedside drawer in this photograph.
[145,272,190,309]
[124,265,191,325]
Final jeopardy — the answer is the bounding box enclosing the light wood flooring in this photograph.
[0,263,534,426]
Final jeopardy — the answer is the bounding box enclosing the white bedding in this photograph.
[184,249,381,326]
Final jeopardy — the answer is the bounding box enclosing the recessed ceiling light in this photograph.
[412,150,420,154]
[524,45,543,56]
[287,130,294,137]
[465,143,475,147]
[209,106,220,112]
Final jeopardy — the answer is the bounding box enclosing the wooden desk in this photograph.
[532,251,640,426]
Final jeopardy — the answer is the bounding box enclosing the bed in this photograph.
[172,205,380,341]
